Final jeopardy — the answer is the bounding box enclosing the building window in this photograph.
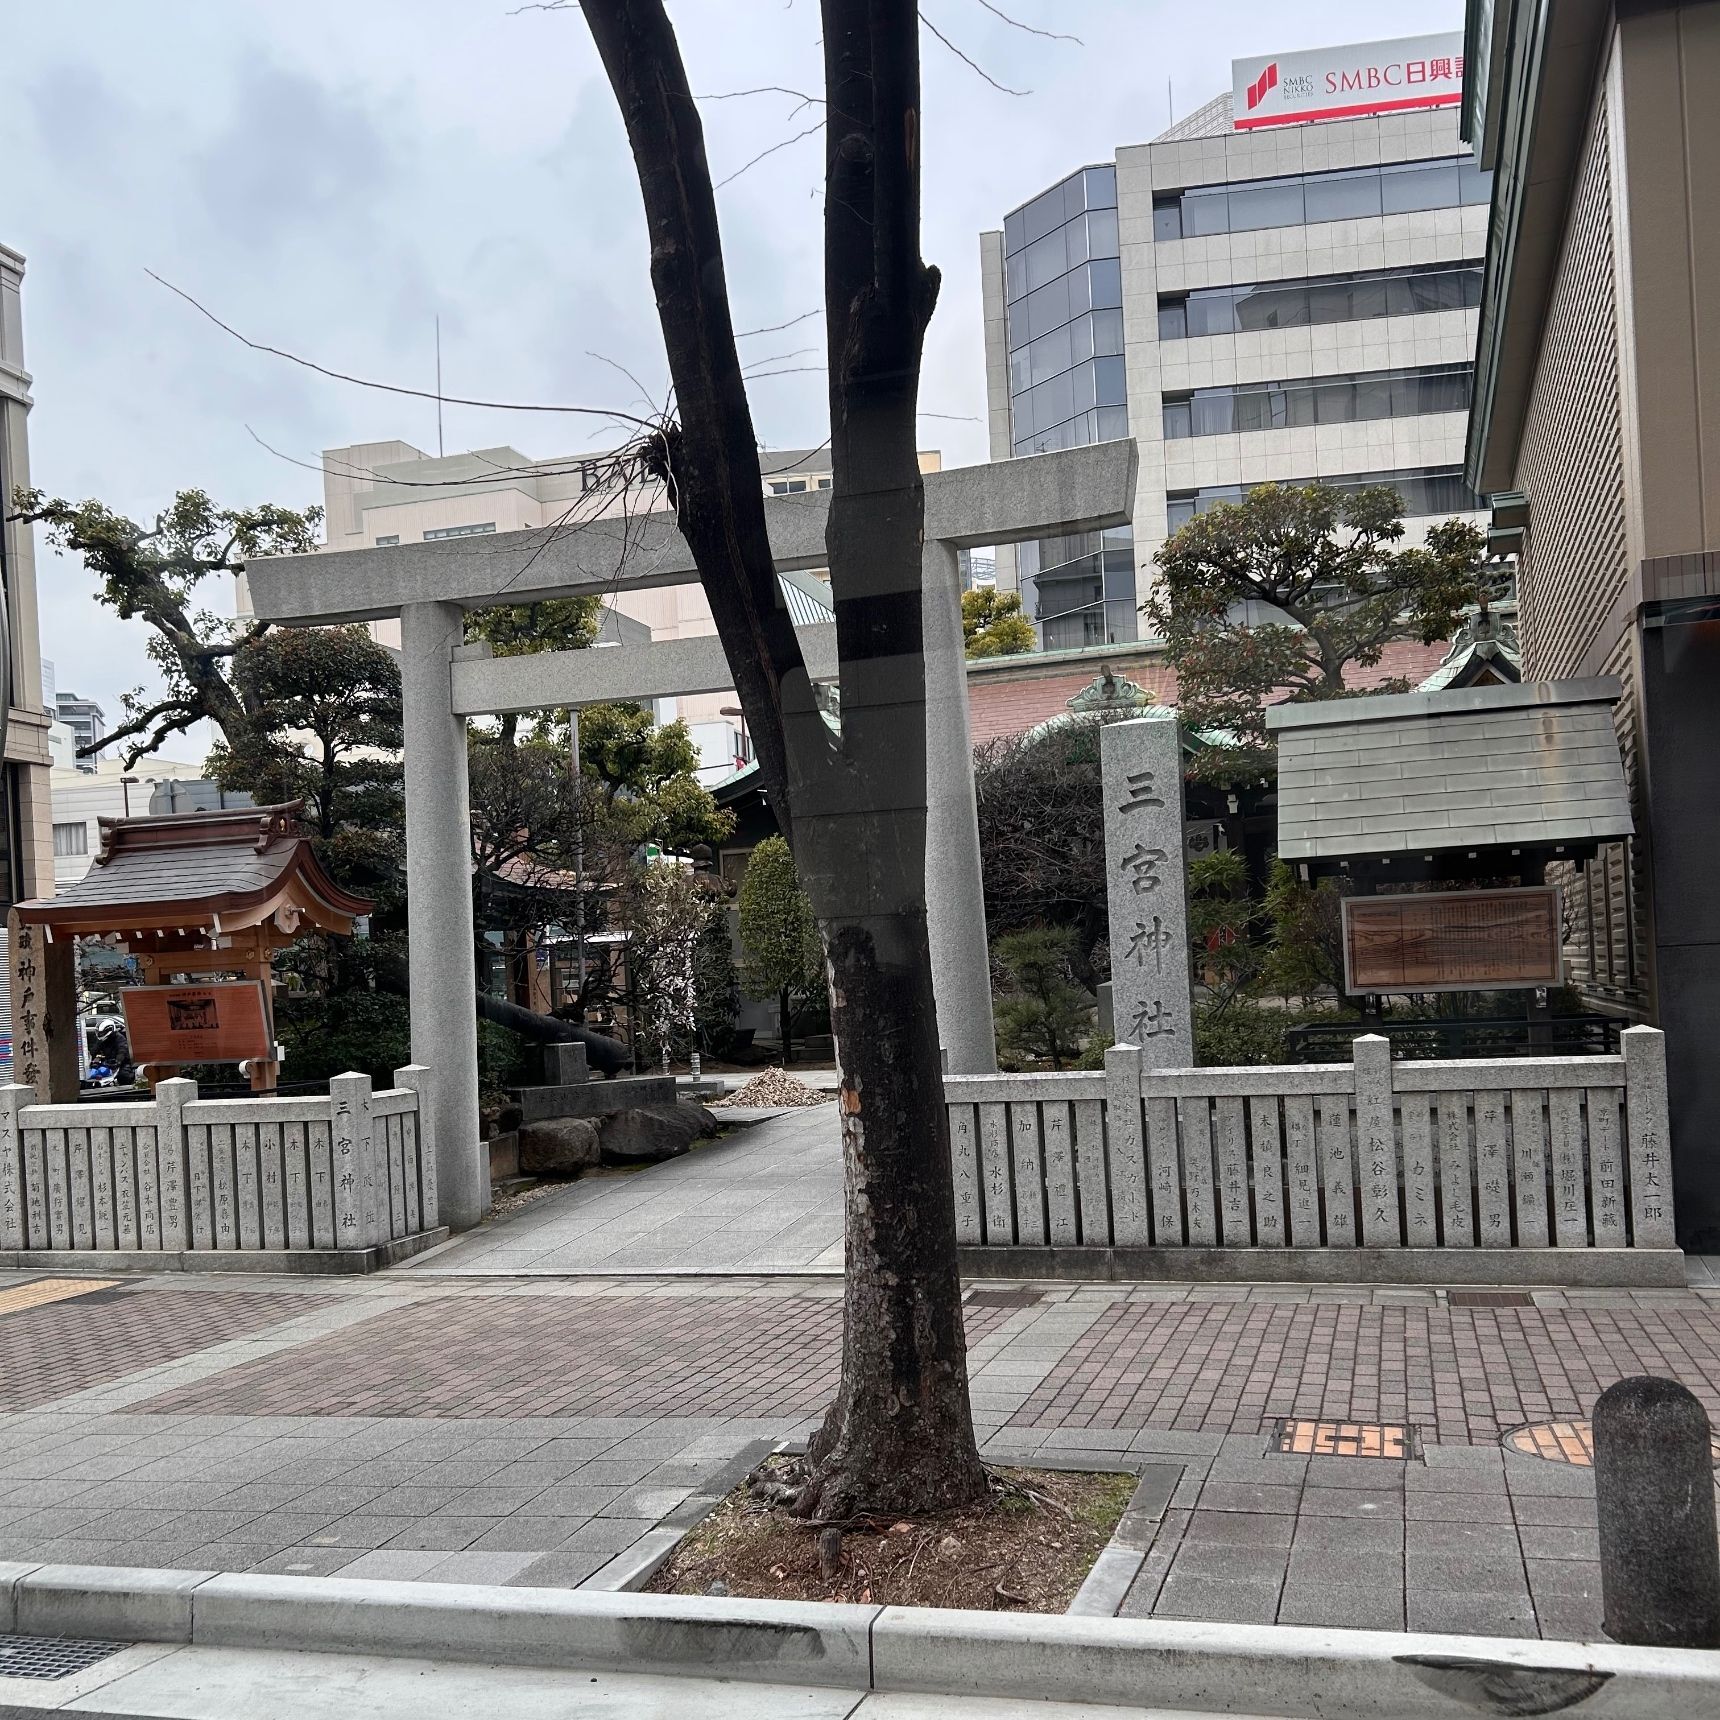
[1164,467,1485,533]
[816,477,832,489]
[53,821,88,858]
[1162,365,1473,439]
[768,478,808,495]
[422,522,497,541]
[1151,157,1490,242]
[373,534,400,546]
[1158,264,1483,340]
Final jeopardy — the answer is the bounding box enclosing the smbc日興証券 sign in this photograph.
[1233,33,1465,131]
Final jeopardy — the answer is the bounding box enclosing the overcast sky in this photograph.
[3,0,1461,752]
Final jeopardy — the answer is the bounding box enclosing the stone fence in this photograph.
[947,1028,1679,1285]
[0,1068,444,1272]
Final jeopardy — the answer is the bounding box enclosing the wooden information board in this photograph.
[121,981,272,1066]
[1342,887,1563,993]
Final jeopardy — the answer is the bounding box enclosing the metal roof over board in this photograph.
[1267,677,1633,866]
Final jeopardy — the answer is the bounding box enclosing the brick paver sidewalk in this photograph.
[0,1266,1715,1640]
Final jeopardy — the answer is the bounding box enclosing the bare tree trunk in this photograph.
[791,0,985,1519]
[582,0,984,1520]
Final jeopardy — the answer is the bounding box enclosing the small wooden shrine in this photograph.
[9,802,371,1099]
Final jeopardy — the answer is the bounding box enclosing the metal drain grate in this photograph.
[964,1290,1043,1311]
[1504,1418,1720,1467]
[1271,1418,1419,1459]
[1448,1290,1535,1308]
[0,1634,127,1680]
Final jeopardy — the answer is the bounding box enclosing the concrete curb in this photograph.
[871,1608,1720,1717]
[7,1563,1720,1715]
[0,1230,449,1276]
[959,1242,1689,1288]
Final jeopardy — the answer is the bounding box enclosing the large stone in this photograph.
[518,1117,602,1177]
[596,1103,719,1166]
[511,1075,677,1124]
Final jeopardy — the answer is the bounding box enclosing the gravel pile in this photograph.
[710,1067,835,1109]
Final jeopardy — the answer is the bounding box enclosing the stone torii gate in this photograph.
[246,439,1138,1229]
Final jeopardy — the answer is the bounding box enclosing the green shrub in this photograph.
[993,928,1096,1070]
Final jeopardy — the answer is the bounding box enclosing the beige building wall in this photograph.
[312,441,941,733]
[0,246,58,910]
[980,102,1489,638]
[1493,6,1720,1021]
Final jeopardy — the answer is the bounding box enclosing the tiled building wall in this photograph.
[1509,89,1649,1017]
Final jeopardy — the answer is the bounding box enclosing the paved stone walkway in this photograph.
[413,1107,843,1275]
[0,1265,1716,1643]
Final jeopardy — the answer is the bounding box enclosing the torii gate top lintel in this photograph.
[244,439,1139,628]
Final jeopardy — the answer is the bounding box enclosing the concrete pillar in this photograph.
[399,601,485,1229]
[922,539,997,1074]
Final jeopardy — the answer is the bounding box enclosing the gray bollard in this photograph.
[1594,1375,1720,1647]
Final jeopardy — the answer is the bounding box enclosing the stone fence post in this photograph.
[396,1064,439,1230]
[0,1083,32,1250]
[153,1077,195,1250]
[1622,1027,1674,1246]
[1353,1035,1398,1247]
[329,1072,375,1250]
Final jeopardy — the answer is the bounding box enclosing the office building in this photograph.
[0,246,71,1069]
[39,664,107,770]
[1463,0,1720,1243]
[981,33,1492,651]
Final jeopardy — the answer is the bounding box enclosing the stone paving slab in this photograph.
[1,1266,1719,1645]
[415,1108,844,1276]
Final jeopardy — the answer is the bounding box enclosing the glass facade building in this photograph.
[987,83,1492,655]
[1002,165,1137,648]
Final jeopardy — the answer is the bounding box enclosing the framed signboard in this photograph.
[121,981,272,1066]
[1342,887,1563,994]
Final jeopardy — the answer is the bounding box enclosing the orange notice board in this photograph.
[1341,887,1563,994]
[121,982,272,1066]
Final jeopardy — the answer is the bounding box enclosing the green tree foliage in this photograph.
[465,598,604,745]
[465,597,604,659]
[974,716,1111,986]
[1260,859,1351,1003]
[1147,482,1492,785]
[693,912,741,1058]
[962,586,1035,659]
[1187,849,1261,1009]
[207,625,404,914]
[736,835,825,1064]
[10,487,321,764]
[992,928,1095,1070]
[622,863,720,1069]
[575,702,734,853]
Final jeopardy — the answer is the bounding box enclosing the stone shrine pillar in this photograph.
[1101,712,1194,1067]
[7,909,77,1102]
[922,539,997,1074]
[399,601,486,1230]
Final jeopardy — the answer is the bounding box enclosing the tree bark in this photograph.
[581,0,984,1521]
[789,0,985,1519]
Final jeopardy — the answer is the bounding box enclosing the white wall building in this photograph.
[48,757,228,888]
[980,33,1492,652]
[288,440,937,784]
